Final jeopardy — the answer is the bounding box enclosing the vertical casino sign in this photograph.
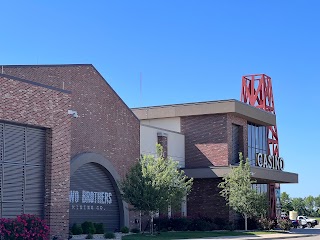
[70,162,120,231]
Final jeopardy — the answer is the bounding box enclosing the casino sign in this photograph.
[255,153,284,171]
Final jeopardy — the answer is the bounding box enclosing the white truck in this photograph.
[297,216,318,228]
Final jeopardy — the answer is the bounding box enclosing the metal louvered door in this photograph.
[70,162,120,232]
[0,122,45,218]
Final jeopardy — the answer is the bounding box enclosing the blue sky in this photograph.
[1,1,319,198]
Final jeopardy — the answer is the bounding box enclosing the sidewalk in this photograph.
[176,233,316,240]
[71,232,316,240]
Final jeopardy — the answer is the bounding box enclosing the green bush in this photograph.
[94,222,104,234]
[82,221,96,234]
[213,217,229,230]
[85,233,94,239]
[130,228,140,233]
[71,223,83,235]
[226,221,236,231]
[278,219,292,231]
[154,217,171,231]
[190,218,214,231]
[170,217,191,231]
[154,216,258,232]
[120,226,129,233]
[104,232,115,239]
[235,217,259,230]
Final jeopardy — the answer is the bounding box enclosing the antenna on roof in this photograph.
[140,72,142,106]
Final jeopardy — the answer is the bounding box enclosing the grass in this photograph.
[122,231,275,240]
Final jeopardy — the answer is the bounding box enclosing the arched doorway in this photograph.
[70,153,127,231]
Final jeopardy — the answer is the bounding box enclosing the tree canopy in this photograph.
[218,152,267,230]
[281,192,320,217]
[120,144,193,213]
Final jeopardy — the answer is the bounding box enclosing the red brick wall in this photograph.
[181,113,248,167]
[2,65,140,233]
[187,178,229,220]
[181,114,248,222]
[181,114,228,167]
[3,65,140,178]
[0,76,71,238]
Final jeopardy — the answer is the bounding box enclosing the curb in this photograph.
[216,233,317,240]
[262,234,316,239]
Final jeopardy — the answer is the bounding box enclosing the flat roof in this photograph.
[183,166,298,184]
[132,99,276,126]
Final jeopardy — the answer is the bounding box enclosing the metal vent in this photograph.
[0,122,45,218]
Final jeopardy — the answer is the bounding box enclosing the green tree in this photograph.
[315,195,320,217]
[280,192,293,213]
[120,144,193,234]
[304,195,315,215]
[218,152,267,230]
[291,197,308,216]
[253,192,268,218]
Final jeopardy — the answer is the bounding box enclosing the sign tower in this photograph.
[240,74,280,219]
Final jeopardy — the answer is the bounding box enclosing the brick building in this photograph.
[0,65,140,238]
[132,100,298,221]
[0,64,299,237]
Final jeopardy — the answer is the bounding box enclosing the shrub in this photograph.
[154,217,171,231]
[130,228,140,233]
[120,226,129,233]
[104,231,115,239]
[155,216,220,232]
[190,218,214,231]
[278,219,292,231]
[226,221,236,231]
[170,217,191,231]
[94,223,104,234]
[82,221,96,234]
[259,218,274,230]
[86,233,94,239]
[235,217,259,230]
[0,214,50,240]
[71,223,83,235]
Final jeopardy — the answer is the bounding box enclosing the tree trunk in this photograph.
[139,210,142,232]
[244,213,248,231]
[150,211,154,235]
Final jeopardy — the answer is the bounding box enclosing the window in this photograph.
[247,123,268,166]
[232,124,239,164]
[157,133,168,159]
[232,124,243,164]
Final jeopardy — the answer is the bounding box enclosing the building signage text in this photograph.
[255,153,284,171]
[69,190,112,211]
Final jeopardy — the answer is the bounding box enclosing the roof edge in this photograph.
[1,64,92,68]
[0,73,71,94]
[132,99,276,126]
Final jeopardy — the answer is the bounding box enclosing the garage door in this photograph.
[70,162,120,231]
[0,122,45,218]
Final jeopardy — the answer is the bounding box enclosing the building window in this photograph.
[252,183,268,194]
[232,124,243,164]
[157,133,168,159]
[247,123,267,166]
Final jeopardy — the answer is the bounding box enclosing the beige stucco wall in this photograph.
[141,117,181,132]
[140,124,185,168]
